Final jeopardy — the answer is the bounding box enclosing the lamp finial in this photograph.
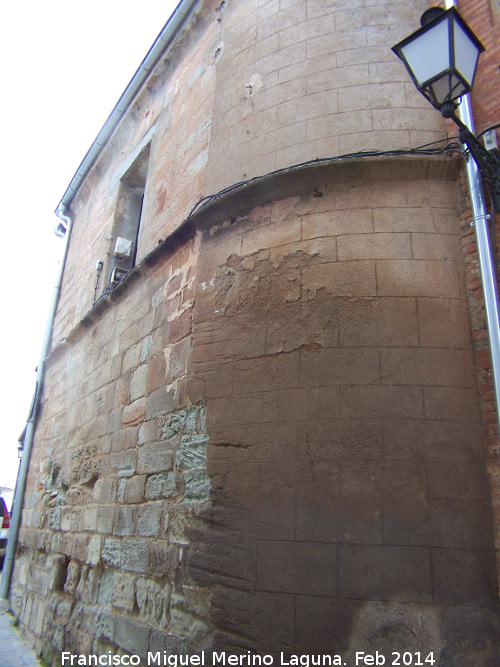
[420,6,445,26]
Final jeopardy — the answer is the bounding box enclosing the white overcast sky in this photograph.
[0,0,180,489]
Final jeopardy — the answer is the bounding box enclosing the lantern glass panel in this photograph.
[426,72,466,106]
[454,19,480,86]
[400,19,450,86]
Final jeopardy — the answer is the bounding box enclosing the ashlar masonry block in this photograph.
[145,472,178,500]
[136,577,170,628]
[111,572,136,612]
[137,443,174,475]
[137,502,163,538]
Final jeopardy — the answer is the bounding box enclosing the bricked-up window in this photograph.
[107,144,151,289]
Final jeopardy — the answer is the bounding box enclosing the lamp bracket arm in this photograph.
[443,106,500,211]
[458,125,500,210]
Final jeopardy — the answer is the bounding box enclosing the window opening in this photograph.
[100,144,151,299]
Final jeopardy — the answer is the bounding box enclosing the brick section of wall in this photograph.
[187,160,499,660]
[460,0,498,133]
[11,238,214,663]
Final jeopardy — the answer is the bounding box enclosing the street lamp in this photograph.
[392,7,483,110]
[392,6,500,210]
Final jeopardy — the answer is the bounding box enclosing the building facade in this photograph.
[10,0,500,663]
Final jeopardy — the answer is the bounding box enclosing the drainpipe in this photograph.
[444,0,500,436]
[0,206,73,600]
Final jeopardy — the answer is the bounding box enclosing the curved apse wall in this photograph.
[206,0,446,192]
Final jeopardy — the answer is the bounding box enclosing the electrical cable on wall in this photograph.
[96,130,500,304]
[184,131,500,288]
[187,135,466,219]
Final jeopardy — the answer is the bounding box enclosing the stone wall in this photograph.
[207,0,445,192]
[12,235,215,661]
[10,0,500,663]
[52,0,221,339]
[52,0,449,341]
[186,159,499,660]
[12,157,499,662]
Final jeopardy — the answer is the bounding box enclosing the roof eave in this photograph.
[55,0,200,215]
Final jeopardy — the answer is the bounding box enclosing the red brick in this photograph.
[485,438,500,451]
[484,413,499,424]
[477,350,492,369]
